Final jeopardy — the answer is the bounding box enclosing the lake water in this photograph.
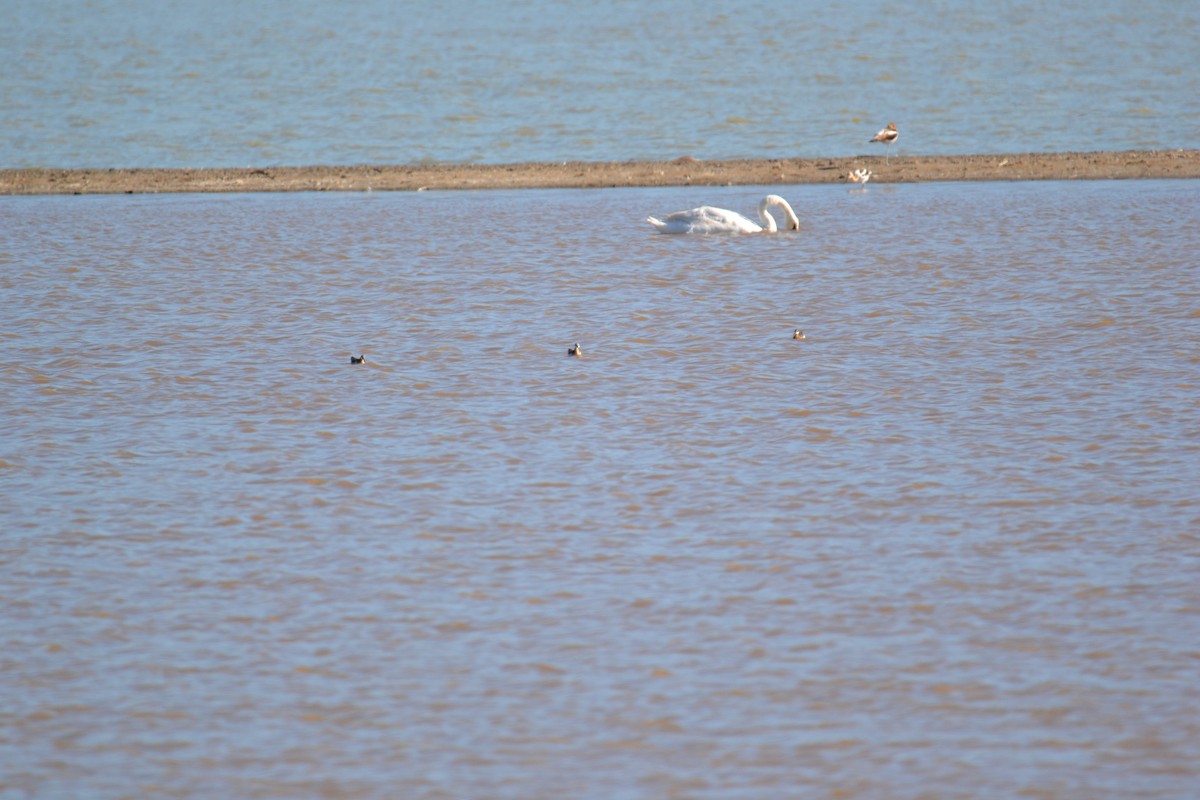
[2,179,1199,798]
[2,0,1198,169]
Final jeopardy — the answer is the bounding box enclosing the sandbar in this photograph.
[2,150,1197,195]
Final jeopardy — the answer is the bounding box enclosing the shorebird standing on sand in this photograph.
[869,122,898,164]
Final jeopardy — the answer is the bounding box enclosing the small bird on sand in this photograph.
[847,168,873,184]
[568,343,583,357]
[350,355,366,364]
[869,122,898,163]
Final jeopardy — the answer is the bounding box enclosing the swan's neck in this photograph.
[757,199,779,233]
[761,195,800,231]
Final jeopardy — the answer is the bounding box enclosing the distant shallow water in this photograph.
[3,0,1198,168]
[2,180,1199,798]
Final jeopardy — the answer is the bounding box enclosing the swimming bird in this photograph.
[847,168,873,184]
[869,122,898,163]
[647,194,800,234]
[350,354,366,364]
[568,343,583,357]
[793,329,806,340]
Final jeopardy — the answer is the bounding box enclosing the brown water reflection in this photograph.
[2,181,1199,798]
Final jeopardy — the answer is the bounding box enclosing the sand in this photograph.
[2,150,1197,195]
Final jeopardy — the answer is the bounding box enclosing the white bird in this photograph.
[869,122,898,163]
[647,194,800,234]
[848,168,873,184]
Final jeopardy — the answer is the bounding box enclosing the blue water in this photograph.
[2,0,1198,168]
[2,180,1199,798]
[4,2,1200,795]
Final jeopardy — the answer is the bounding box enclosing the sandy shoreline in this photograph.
[2,150,1197,195]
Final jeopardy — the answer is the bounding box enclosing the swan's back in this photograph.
[647,205,761,234]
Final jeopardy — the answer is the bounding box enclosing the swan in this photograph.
[647,194,800,234]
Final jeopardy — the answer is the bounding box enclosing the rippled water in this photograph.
[2,180,1198,798]
[3,0,1198,168]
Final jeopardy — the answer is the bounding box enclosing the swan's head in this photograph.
[793,329,806,340]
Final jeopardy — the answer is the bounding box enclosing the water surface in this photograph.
[2,181,1199,798]
[3,0,1198,167]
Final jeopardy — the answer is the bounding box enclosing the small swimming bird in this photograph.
[869,122,898,163]
[568,343,583,357]
[847,168,873,184]
[350,354,366,364]
[647,194,800,234]
[793,329,806,340]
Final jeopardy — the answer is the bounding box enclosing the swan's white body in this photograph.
[647,194,800,234]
